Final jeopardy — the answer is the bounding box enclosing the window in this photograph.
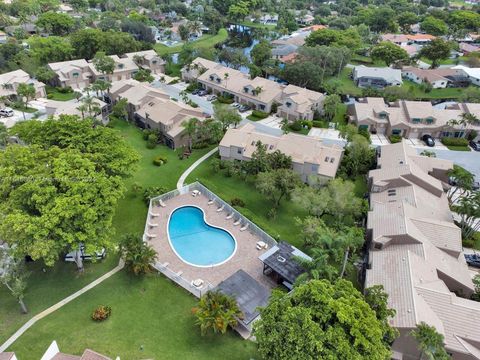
[209,75,214,81]
[72,72,79,78]
[311,164,319,172]
[378,112,387,119]
[412,118,421,124]
[330,158,334,163]
[243,87,249,93]
[442,131,450,137]
[237,148,242,154]
[286,102,292,108]
[454,131,464,138]
[259,104,265,110]
[152,60,157,64]
[426,118,434,124]
[118,64,124,69]
[324,156,330,162]
[269,144,274,150]
[374,243,382,250]
[392,129,402,135]
[216,78,221,83]
[387,189,396,196]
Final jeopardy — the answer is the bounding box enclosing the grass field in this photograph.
[443,145,471,151]
[8,271,257,359]
[45,86,78,101]
[238,21,277,30]
[154,29,228,56]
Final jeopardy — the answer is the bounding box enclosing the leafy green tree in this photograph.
[92,51,115,84]
[371,41,409,66]
[192,290,242,335]
[133,68,154,83]
[36,11,74,36]
[419,38,451,69]
[397,12,419,33]
[181,117,200,151]
[293,178,367,228]
[35,66,56,84]
[218,48,248,70]
[411,322,449,360]
[305,28,362,50]
[254,280,395,360]
[323,94,341,121]
[420,16,448,35]
[70,28,103,59]
[213,103,242,132]
[339,134,376,177]
[364,285,399,345]
[112,98,128,120]
[447,165,474,203]
[119,233,157,275]
[228,1,249,21]
[251,40,272,68]
[178,24,190,41]
[28,36,73,64]
[256,168,301,209]
[77,94,101,120]
[472,274,480,301]
[16,83,36,120]
[0,246,30,313]
[460,87,480,103]
[354,6,397,33]
[448,10,480,31]
[0,123,8,147]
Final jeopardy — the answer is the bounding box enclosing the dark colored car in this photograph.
[422,134,435,147]
[470,140,480,151]
[239,105,251,112]
[191,89,200,95]
[197,90,208,96]
[465,253,480,268]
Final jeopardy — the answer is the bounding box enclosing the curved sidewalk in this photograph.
[176,147,218,190]
[0,259,125,352]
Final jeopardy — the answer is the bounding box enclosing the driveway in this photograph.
[257,116,283,129]
[417,148,480,178]
[151,81,214,115]
[308,128,347,147]
[406,138,448,150]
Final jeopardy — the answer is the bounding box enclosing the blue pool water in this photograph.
[168,206,236,266]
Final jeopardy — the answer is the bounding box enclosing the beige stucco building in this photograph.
[0,69,46,99]
[219,123,343,183]
[48,59,94,89]
[349,97,480,139]
[182,57,325,121]
[365,141,480,360]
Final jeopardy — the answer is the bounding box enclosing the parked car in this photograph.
[64,244,106,262]
[197,90,208,96]
[238,104,251,112]
[422,134,435,147]
[465,253,480,268]
[231,102,240,109]
[0,108,14,117]
[207,95,217,101]
[191,89,200,95]
[470,140,480,151]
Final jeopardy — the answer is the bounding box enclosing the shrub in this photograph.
[289,121,302,131]
[302,120,313,129]
[143,186,167,204]
[251,110,269,119]
[270,102,279,114]
[389,135,402,143]
[92,305,111,321]
[441,137,468,146]
[217,96,234,104]
[188,100,199,108]
[312,120,328,128]
[467,130,478,141]
[267,207,277,219]
[146,133,158,149]
[153,155,168,166]
[168,79,179,85]
[358,127,371,142]
[230,197,245,207]
[186,81,200,92]
[47,93,54,99]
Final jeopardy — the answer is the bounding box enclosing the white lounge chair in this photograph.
[207,199,214,205]
[226,212,233,219]
[256,241,267,250]
[149,212,160,217]
[174,270,183,278]
[145,232,156,239]
[147,222,158,228]
[233,219,241,226]
[191,278,204,288]
[240,223,249,232]
[192,190,200,197]
[159,200,167,207]
[216,204,225,212]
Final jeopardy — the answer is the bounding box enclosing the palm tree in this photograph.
[181,117,199,151]
[411,322,449,360]
[192,290,243,335]
[294,248,339,284]
[119,233,158,276]
[78,95,101,119]
[16,83,35,121]
[188,21,202,37]
[448,112,480,128]
[253,86,263,96]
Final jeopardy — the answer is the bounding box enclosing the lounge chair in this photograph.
[149,211,160,218]
[233,219,241,226]
[157,262,169,270]
[174,270,183,278]
[145,232,156,239]
[256,241,267,250]
[240,223,249,232]
[159,200,167,207]
[192,190,200,197]
[147,222,158,228]
[216,204,225,212]
[207,199,214,205]
[191,278,204,288]
[226,212,234,219]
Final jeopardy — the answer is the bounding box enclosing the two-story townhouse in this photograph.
[349,97,480,140]
[89,55,139,82]
[123,50,165,74]
[277,85,325,121]
[219,123,343,184]
[48,59,94,89]
[0,69,46,99]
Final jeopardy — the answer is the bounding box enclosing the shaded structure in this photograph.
[216,270,271,330]
[259,242,310,290]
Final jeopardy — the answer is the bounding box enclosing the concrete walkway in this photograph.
[176,147,218,190]
[0,259,125,352]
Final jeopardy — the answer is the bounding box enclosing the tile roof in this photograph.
[353,66,402,84]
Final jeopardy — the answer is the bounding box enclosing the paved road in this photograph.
[417,148,480,179]
[151,81,214,114]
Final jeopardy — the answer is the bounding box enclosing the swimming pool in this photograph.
[167,206,237,267]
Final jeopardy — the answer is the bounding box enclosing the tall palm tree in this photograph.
[188,21,202,37]
[411,322,449,360]
[78,95,101,119]
[192,290,243,335]
[181,117,199,151]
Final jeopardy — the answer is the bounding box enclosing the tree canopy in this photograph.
[254,280,396,360]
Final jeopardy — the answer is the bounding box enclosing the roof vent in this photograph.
[277,255,286,263]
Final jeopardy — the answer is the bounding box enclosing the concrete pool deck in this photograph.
[146,192,275,289]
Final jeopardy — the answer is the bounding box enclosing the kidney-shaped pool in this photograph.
[167,206,237,267]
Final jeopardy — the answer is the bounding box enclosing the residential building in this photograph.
[381,34,436,56]
[122,50,165,74]
[48,59,94,89]
[459,42,480,55]
[41,340,111,360]
[348,97,480,139]
[401,66,469,88]
[219,123,343,183]
[353,66,403,88]
[89,55,138,83]
[0,69,46,99]
[271,44,299,61]
[135,97,206,149]
[453,65,480,86]
[365,141,480,360]
[0,353,17,360]
[182,58,325,121]
[258,14,278,25]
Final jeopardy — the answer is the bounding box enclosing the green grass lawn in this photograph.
[187,156,309,248]
[246,114,266,121]
[238,21,277,30]
[45,85,77,101]
[8,271,257,359]
[419,56,467,66]
[154,29,228,56]
[10,103,38,113]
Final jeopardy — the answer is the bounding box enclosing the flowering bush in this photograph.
[92,305,111,321]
